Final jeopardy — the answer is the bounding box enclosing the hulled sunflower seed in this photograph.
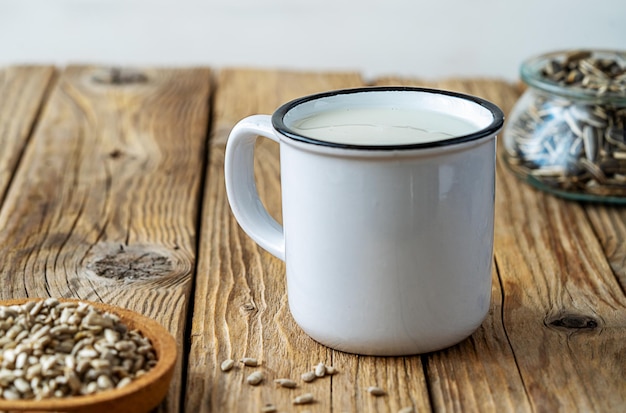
[240,357,259,367]
[117,377,133,389]
[274,378,298,388]
[293,393,315,405]
[246,371,264,386]
[314,362,326,377]
[220,359,235,372]
[2,388,20,400]
[367,386,386,396]
[13,377,31,393]
[301,371,317,383]
[96,375,114,390]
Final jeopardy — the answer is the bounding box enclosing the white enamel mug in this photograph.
[225,87,504,355]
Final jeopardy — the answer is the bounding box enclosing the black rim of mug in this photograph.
[272,86,505,150]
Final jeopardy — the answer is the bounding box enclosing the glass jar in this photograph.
[503,50,626,203]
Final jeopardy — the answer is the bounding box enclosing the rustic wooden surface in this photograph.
[0,65,624,412]
[0,65,211,413]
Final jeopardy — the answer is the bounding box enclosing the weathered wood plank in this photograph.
[490,86,626,412]
[189,68,433,412]
[0,66,55,204]
[0,66,212,412]
[495,175,626,412]
[585,205,626,292]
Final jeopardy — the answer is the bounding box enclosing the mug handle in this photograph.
[224,114,285,261]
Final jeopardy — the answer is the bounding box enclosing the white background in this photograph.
[0,0,624,81]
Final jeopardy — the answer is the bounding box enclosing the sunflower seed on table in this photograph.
[314,362,326,377]
[220,359,235,372]
[246,371,264,386]
[293,393,315,405]
[274,378,298,388]
[241,357,259,367]
[367,386,386,396]
[301,370,317,383]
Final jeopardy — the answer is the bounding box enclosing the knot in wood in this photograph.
[92,68,148,85]
[87,244,173,282]
[546,313,599,331]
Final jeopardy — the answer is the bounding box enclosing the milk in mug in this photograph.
[290,107,481,145]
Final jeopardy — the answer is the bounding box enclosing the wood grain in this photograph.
[495,177,626,412]
[491,94,626,412]
[0,66,55,205]
[585,205,626,293]
[0,66,211,412]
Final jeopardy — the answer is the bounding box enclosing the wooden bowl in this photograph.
[0,298,177,413]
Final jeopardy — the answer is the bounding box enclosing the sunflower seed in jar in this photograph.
[505,50,626,198]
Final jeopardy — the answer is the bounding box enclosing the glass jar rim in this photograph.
[520,49,626,104]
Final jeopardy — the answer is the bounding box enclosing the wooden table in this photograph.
[0,66,624,413]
